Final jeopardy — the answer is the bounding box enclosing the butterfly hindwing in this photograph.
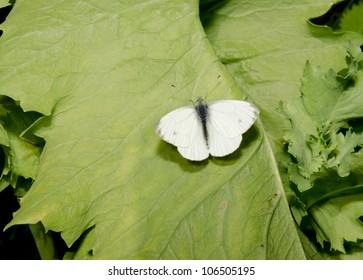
[207,126,242,157]
[177,122,209,161]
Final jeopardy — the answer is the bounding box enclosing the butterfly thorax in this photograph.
[195,98,209,147]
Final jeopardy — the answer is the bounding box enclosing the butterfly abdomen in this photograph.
[195,98,209,148]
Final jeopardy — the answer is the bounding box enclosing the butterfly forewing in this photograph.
[156,106,197,147]
[208,100,259,138]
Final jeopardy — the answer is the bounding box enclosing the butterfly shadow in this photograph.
[156,141,209,172]
[156,125,260,170]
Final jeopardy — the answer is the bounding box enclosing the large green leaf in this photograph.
[0,1,10,9]
[203,0,363,257]
[282,44,363,253]
[204,0,363,150]
[339,2,363,35]
[0,97,41,192]
[1,0,304,259]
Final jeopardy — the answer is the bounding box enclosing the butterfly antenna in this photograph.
[203,92,208,102]
[204,73,222,102]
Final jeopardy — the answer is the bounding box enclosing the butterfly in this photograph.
[156,98,259,161]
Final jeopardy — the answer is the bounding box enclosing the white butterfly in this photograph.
[156,98,259,161]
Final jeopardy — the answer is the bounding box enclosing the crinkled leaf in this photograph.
[329,130,363,177]
[1,0,304,259]
[282,44,363,252]
[310,194,363,253]
[284,43,363,187]
[300,64,344,125]
[283,59,361,181]
[300,170,363,209]
[329,71,363,122]
[203,0,363,255]
[283,90,323,179]
[0,103,40,171]
[204,0,363,152]
[339,2,363,35]
[0,123,9,146]
[2,106,41,179]
[0,97,41,194]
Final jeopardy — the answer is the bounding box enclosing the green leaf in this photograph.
[203,0,363,256]
[310,194,363,253]
[205,0,363,151]
[1,0,304,259]
[0,100,41,180]
[0,97,41,195]
[329,130,363,177]
[282,44,363,252]
[0,123,9,146]
[0,0,10,9]
[300,62,344,125]
[284,42,363,187]
[339,2,363,35]
[283,58,363,182]
[29,223,57,260]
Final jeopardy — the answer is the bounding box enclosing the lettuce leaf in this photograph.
[204,0,363,257]
[339,2,363,35]
[283,42,363,252]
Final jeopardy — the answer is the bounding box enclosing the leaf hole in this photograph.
[348,118,363,133]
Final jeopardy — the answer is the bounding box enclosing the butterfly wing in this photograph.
[207,100,259,157]
[177,125,209,161]
[156,105,209,161]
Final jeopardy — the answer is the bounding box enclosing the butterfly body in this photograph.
[195,98,209,148]
[156,98,259,161]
